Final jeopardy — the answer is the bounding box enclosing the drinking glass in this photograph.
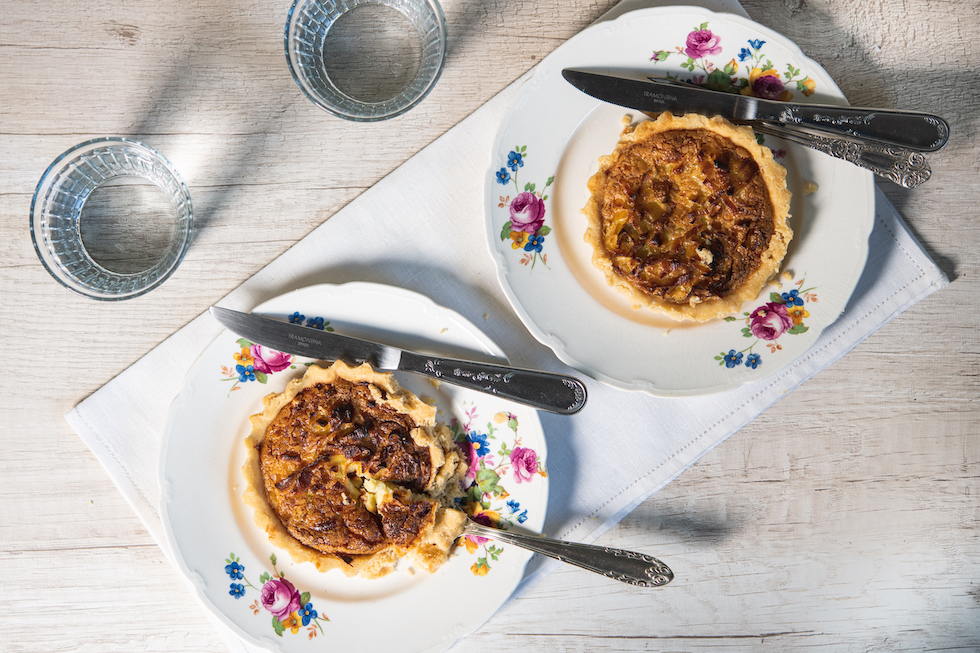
[30,138,193,300]
[285,0,448,121]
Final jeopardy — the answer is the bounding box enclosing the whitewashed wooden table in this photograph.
[1,0,978,651]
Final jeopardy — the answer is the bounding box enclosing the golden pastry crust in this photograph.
[583,112,793,322]
[242,361,467,578]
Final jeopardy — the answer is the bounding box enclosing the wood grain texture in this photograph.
[1,0,977,651]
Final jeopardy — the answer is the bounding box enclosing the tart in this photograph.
[583,112,792,322]
[242,361,467,578]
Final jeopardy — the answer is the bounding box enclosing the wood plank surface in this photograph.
[1,0,977,651]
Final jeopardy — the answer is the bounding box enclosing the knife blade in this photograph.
[210,306,587,415]
[562,69,949,153]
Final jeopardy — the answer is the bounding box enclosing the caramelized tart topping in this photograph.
[260,378,435,556]
[244,361,468,578]
[583,112,792,322]
[599,128,774,304]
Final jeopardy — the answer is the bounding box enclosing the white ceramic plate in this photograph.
[161,282,548,653]
[485,6,874,397]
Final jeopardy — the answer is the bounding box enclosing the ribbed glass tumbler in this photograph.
[30,138,193,300]
[285,0,447,121]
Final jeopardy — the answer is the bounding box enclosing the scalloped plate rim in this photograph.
[483,6,874,397]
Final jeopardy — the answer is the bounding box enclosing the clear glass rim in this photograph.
[284,0,448,122]
[29,136,194,301]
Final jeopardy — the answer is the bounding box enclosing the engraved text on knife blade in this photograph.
[642,90,679,103]
[284,330,400,369]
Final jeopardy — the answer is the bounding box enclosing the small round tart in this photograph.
[243,361,467,579]
[583,112,792,322]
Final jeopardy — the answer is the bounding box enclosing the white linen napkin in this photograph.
[65,0,948,651]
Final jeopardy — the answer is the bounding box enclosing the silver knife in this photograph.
[562,69,949,153]
[210,306,587,415]
[750,120,931,189]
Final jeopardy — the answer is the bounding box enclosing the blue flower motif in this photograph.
[738,47,752,61]
[723,350,743,368]
[516,510,528,524]
[745,353,762,369]
[524,234,544,253]
[467,430,490,455]
[748,39,765,50]
[781,289,804,306]
[229,583,245,599]
[289,311,305,324]
[225,561,245,580]
[506,499,521,513]
[299,602,318,626]
[496,167,511,185]
[236,364,256,382]
[507,151,524,171]
[306,316,325,330]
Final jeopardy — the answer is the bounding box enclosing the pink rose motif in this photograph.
[509,191,545,235]
[260,577,301,620]
[462,440,480,483]
[250,345,292,374]
[509,446,538,484]
[749,303,793,341]
[466,512,496,545]
[685,29,722,59]
[460,439,495,484]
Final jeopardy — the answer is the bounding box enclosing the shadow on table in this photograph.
[439,0,621,68]
[115,3,302,242]
[742,1,975,286]
[649,507,742,545]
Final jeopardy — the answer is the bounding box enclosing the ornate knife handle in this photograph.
[772,105,948,153]
[753,122,932,189]
[463,520,674,587]
[398,351,587,415]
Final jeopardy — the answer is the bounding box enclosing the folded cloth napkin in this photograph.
[65,0,948,651]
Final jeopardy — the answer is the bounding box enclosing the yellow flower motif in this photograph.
[727,58,738,74]
[282,612,301,634]
[786,305,810,325]
[475,509,502,526]
[740,67,794,100]
[233,348,253,366]
[481,509,501,525]
[801,77,816,97]
[493,411,508,424]
[510,230,530,250]
[471,561,490,576]
[463,536,480,554]
[748,67,778,84]
[466,502,502,527]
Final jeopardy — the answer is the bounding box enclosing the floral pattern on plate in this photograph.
[486,7,872,395]
[219,311,330,393]
[495,145,554,270]
[715,275,819,370]
[164,282,548,653]
[224,552,330,639]
[651,21,816,100]
[452,406,546,576]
